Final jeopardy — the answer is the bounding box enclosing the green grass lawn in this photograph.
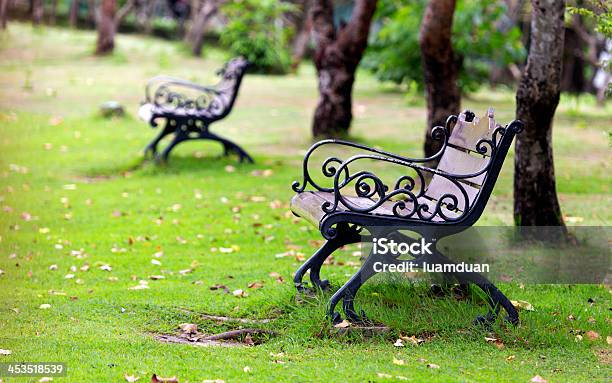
[0,24,610,382]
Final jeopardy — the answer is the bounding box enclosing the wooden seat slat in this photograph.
[436,146,489,186]
[448,110,496,154]
[424,175,480,212]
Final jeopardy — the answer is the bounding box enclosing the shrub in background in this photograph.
[221,0,296,74]
[363,0,525,93]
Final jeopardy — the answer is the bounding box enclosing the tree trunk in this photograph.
[311,0,378,138]
[289,0,313,71]
[141,0,156,34]
[49,0,58,24]
[69,0,79,27]
[186,0,221,57]
[419,0,460,158]
[96,0,116,55]
[87,0,97,26]
[31,0,43,25]
[560,26,585,94]
[514,0,566,229]
[0,0,9,29]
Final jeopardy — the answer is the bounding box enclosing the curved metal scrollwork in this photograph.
[292,118,454,193]
[292,111,524,224]
[144,57,249,120]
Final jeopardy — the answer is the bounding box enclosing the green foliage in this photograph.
[567,1,612,38]
[220,0,296,74]
[0,24,611,382]
[363,0,526,93]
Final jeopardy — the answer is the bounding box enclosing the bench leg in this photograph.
[144,121,174,157]
[430,248,519,325]
[326,234,518,326]
[294,223,361,292]
[157,130,189,163]
[327,249,404,325]
[205,131,254,163]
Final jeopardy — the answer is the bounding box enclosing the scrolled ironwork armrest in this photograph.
[292,117,453,194]
[323,153,472,222]
[144,76,223,113]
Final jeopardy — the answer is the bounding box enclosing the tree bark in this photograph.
[87,0,97,26]
[95,0,116,55]
[31,0,43,25]
[186,0,221,57]
[50,0,58,24]
[289,0,313,71]
[0,0,9,29]
[419,0,460,158]
[95,0,135,55]
[514,0,566,229]
[311,0,378,138]
[69,0,79,27]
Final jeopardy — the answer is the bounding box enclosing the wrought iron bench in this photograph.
[139,57,253,163]
[290,109,523,325]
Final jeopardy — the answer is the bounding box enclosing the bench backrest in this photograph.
[146,57,249,121]
[423,109,518,223]
[210,57,250,119]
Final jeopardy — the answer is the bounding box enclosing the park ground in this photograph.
[0,24,610,382]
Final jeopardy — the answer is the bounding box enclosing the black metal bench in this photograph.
[290,109,523,325]
[139,57,253,163]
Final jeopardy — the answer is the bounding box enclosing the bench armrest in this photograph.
[322,152,472,222]
[292,118,453,194]
[144,76,221,107]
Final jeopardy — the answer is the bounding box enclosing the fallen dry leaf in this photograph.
[585,330,600,340]
[209,284,229,293]
[129,280,149,290]
[179,323,198,334]
[393,357,405,365]
[39,303,51,309]
[333,320,351,329]
[506,355,515,361]
[124,374,140,382]
[244,333,254,346]
[151,374,178,383]
[377,373,392,378]
[484,336,504,349]
[232,289,248,298]
[400,335,425,346]
[247,281,264,289]
[511,300,534,311]
[530,375,548,383]
[607,336,612,345]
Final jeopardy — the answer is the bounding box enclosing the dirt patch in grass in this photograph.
[155,334,244,348]
[154,326,276,348]
[596,348,611,365]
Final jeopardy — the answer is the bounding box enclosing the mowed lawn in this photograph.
[0,24,610,382]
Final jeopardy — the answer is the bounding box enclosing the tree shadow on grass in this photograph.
[81,151,257,180]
